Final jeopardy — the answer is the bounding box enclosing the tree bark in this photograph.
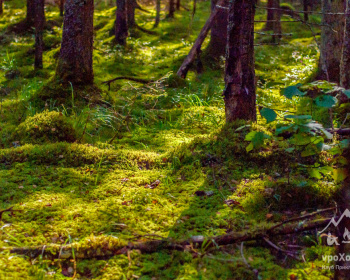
[176,0,180,10]
[115,0,128,45]
[59,0,65,16]
[154,0,161,27]
[168,0,175,18]
[0,0,3,15]
[317,0,345,82]
[176,0,226,78]
[206,0,229,59]
[266,0,274,30]
[27,0,35,26]
[224,0,256,122]
[272,0,281,43]
[127,0,136,27]
[341,0,350,89]
[34,0,45,70]
[303,0,309,21]
[56,0,94,85]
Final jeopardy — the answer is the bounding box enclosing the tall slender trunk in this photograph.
[206,0,229,59]
[340,0,350,89]
[154,0,161,27]
[168,0,175,18]
[317,0,344,82]
[224,0,256,122]
[265,0,274,30]
[176,0,180,10]
[27,0,35,26]
[56,0,94,85]
[115,0,128,45]
[272,0,281,43]
[303,0,309,21]
[60,0,65,16]
[34,0,45,70]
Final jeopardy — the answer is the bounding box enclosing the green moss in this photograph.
[16,110,76,144]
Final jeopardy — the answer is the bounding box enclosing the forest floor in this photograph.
[0,0,345,279]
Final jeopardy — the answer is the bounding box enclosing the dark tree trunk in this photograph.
[115,0,128,45]
[266,0,274,30]
[154,0,161,27]
[303,0,309,21]
[168,0,175,18]
[176,0,180,10]
[341,0,350,89]
[60,0,65,16]
[192,0,197,18]
[0,0,3,15]
[56,0,94,85]
[177,0,226,78]
[206,0,229,59]
[334,147,350,280]
[317,0,344,82]
[127,0,136,27]
[272,0,281,43]
[34,0,45,70]
[224,0,256,122]
[27,0,35,26]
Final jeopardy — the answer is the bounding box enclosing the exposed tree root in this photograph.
[0,217,331,260]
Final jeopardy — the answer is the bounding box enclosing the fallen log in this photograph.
[326,128,350,135]
[0,217,331,260]
[176,0,226,79]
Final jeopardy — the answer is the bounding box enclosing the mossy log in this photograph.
[0,218,331,260]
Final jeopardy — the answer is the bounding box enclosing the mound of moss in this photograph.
[16,110,76,144]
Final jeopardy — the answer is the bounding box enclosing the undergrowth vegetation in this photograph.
[0,0,348,279]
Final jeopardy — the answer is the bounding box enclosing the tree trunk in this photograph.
[272,0,281,43]
[266,0,274,30]
[334,147,350,280]
[206,0,229,59]
[127,0,136,27]
[0,0,3,15]
[56,0,94,85]
[224,0,256,122]
[176,0,180,10]
[340,0,350,89]
[115,0,128,45]
[27,0,35,26]
[177,0,226,78]
[317,0,345,82]
[303,0,309,21]
[59,0,65,16]
[154,0,161,27]
[168,0,175,18]
[34,0,45,70]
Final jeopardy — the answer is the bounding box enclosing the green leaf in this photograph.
[289,133,312,146]
[342,89,350,98]
[285,147,295,153]
[333,168,348,183]
[245,131,271,152]
[276,123,294,135]
[308,168,322,179]
[260,108,277,123]
[246,142,254,152]
[281,86,306,99]
[314,95,337,108]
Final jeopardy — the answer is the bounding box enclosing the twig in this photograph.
[262,237,300,260]
[240,242,259,278]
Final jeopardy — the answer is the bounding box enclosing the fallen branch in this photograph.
[0,218,331,260]
[102,76,155,90]
[326,128,350,135]
[176,0,226,79]
[135,24,157,35]
[0,206,22,221]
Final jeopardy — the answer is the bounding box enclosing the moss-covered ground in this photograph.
[0,0,344,279]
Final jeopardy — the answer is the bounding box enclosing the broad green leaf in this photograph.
[342,89,350,98]
[285,147,295,153]
[275,123,294,135]
[333,168,348,183]
[246,142,254,152]
[314,95,337,108]
[245,131,271,152]
[308,168,322,179]
[340,139,350,149]
[260,108,277,123]
[281,86,306,99]
[289,133,312,145]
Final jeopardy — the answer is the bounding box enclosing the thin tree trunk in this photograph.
[56,0,94,85]
[265,0,274,30]
[303,0,309,21]
[206,0,229,59]
[59,0,65,16]
[176,0,226,78]
[340,0,350,89]
[115,0,128,45]
[176,0,180,10]
[224,0,256,122]
[0,0,3,15]
[192,0,196,18]
[27,0,35,26]
[34,0,45,70]
[272,0,281,43]
[317,0,344,82]
[154,0,161,27]
[168,0,175,18]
